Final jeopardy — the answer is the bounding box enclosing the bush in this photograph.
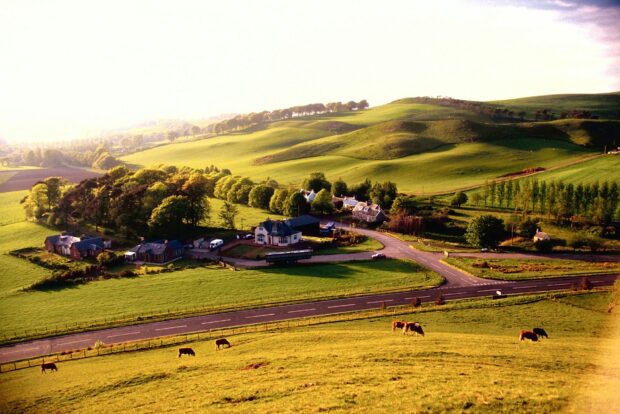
[412,297,421,308]
[435,294,445,305]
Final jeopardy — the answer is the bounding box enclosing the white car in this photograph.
[371,253,387,260]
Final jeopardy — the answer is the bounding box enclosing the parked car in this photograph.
[244,234,254,239]
[371,253,386,260]
[209,239,224,250]
[480,248,489,252]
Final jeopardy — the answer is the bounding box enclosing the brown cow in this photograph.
[391,320,406,331]
[403,322,425,336]
[215,338,231,350]
[178,347,196,357]
[533,328,548,339]
[519,330,538,342]
[41,363,58,373]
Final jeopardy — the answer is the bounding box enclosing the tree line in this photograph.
[203,100,369,135]
[22,165,398,238]
[475,178,619,226]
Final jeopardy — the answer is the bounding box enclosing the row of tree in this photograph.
[19,144,122,170]
[474,179,619,225]
[203,100,369,135]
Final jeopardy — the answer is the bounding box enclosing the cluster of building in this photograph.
[42,193,388,263]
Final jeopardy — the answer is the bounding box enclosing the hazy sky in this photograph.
[1,0,618,143]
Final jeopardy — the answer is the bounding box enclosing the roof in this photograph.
[45,233,102,251]
[353,202,384,217]
[534,231,550,240]
[258,219,298,237]
[72,237,104,252]
[301,189,317,202]
[342,197,359,207]
[131,240,184,255]
[285,215,319,229]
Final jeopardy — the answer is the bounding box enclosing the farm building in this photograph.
[44,233,107,260]
[301,189,317,203]
[125,240,184,264]
[285,215,320,236]
[255,219,302,247]
[352,202,387,223]
[44,234,105,260]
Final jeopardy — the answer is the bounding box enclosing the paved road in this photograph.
[0,273,616,363]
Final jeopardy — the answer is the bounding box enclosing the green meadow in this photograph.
[121,97,616,193]
[1,293,618,413]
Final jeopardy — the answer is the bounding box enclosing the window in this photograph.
[257,235,265,243]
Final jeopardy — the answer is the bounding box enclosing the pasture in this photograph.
[1,292,618,413]
[0,167,98,193]
[0,259,443,340]
[444,257,620,281]
[121,99,607,194]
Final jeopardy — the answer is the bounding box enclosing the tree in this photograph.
[23,183,49,219]
[43,177,66,210]
[465,215,506,248]
[332,178,348,197]
[369,181,398,209]
[284,191,310,217]
[218,201,239,229]
[311,189,335,214]
[450,192,468,207]
[227,177,254,205]
[148,195,192,234]
[390,196,418,215]
[248,185,275,210]
[518,218,538,239]
[269,189,289,214]
[302,172,331,192]
[180,173,211,226]
[350,179,372,201]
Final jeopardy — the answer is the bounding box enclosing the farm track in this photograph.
[0,167,100,192]
[0,223,616,363]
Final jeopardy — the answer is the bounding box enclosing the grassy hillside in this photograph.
[122,96,617,193]
[491,92,620,119]
[1,293,618,413]
[507,155,620,185]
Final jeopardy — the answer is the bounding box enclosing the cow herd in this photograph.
[392,320,549,343]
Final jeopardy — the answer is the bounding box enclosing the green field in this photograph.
[491,92,620,120]
[444,257,620,281]
[1,293,618,413]
[512,155,620,185]
[207,198,285,230]
[0,191,28,226]
[122,96,617,193]
[0,259,443,339]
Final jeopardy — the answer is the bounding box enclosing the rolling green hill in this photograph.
[122,94,620,193]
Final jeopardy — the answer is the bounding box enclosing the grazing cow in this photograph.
[403,322,425,336]
[533,328,548,339]
[41,363,58,373]
[178,347,196,357]
[519,330,538,342]
[215,338,231,350]
[391,320,406,331]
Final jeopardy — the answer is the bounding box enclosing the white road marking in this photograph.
[512,285,537,289]
[155,325,187,331]
[367,300,393,304]
[57,338,91,346]
[245,313,276,319]
[106,331,141,339]
[548,282,570,286]
[201,319,232,325]
[1,346,40,354]
[327,304,356,309]
[443,292,462,296]
[287,308,316,314]
[404,296,430,299]
[477,288,500,292]
[592,280,610,284]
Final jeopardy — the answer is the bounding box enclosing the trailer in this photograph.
[265,249,313,264]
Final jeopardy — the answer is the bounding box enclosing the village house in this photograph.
[301,189,317,203]
[352,202,387,223]
[124,240,184,264]
[255,219,302,247]
[533,230,550,242]
[44,233,107,260]
[285,215,320,236]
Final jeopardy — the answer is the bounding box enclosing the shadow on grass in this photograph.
[254,260,421,278]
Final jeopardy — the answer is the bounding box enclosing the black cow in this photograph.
[178,347,196,357]
[533,328,548,339]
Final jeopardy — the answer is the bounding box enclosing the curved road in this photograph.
[0,224,617,364]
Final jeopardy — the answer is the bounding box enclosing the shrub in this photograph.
[435,294,445,305]
[412,297,421,308]
[579,277,593,291]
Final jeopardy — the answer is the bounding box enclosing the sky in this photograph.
[0,0,619,144]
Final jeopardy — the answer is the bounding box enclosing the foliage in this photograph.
[284,191,311,217]
[218,201,239,229]
[369,181,398,209]
[465,215,506,248]
[390,195,418,215]
[450,191,468,207]
[268,189,289,214]
[248,184,275,210]
[148,195,192,234]
[311,189,335,215]
[302,172,332,193]
[331,177,348,197]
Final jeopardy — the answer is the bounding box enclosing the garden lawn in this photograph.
[1,293,618,413]
[0,259,443,338]
[444,257,620,280]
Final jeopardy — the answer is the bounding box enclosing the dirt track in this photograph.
[0,167,99,192]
